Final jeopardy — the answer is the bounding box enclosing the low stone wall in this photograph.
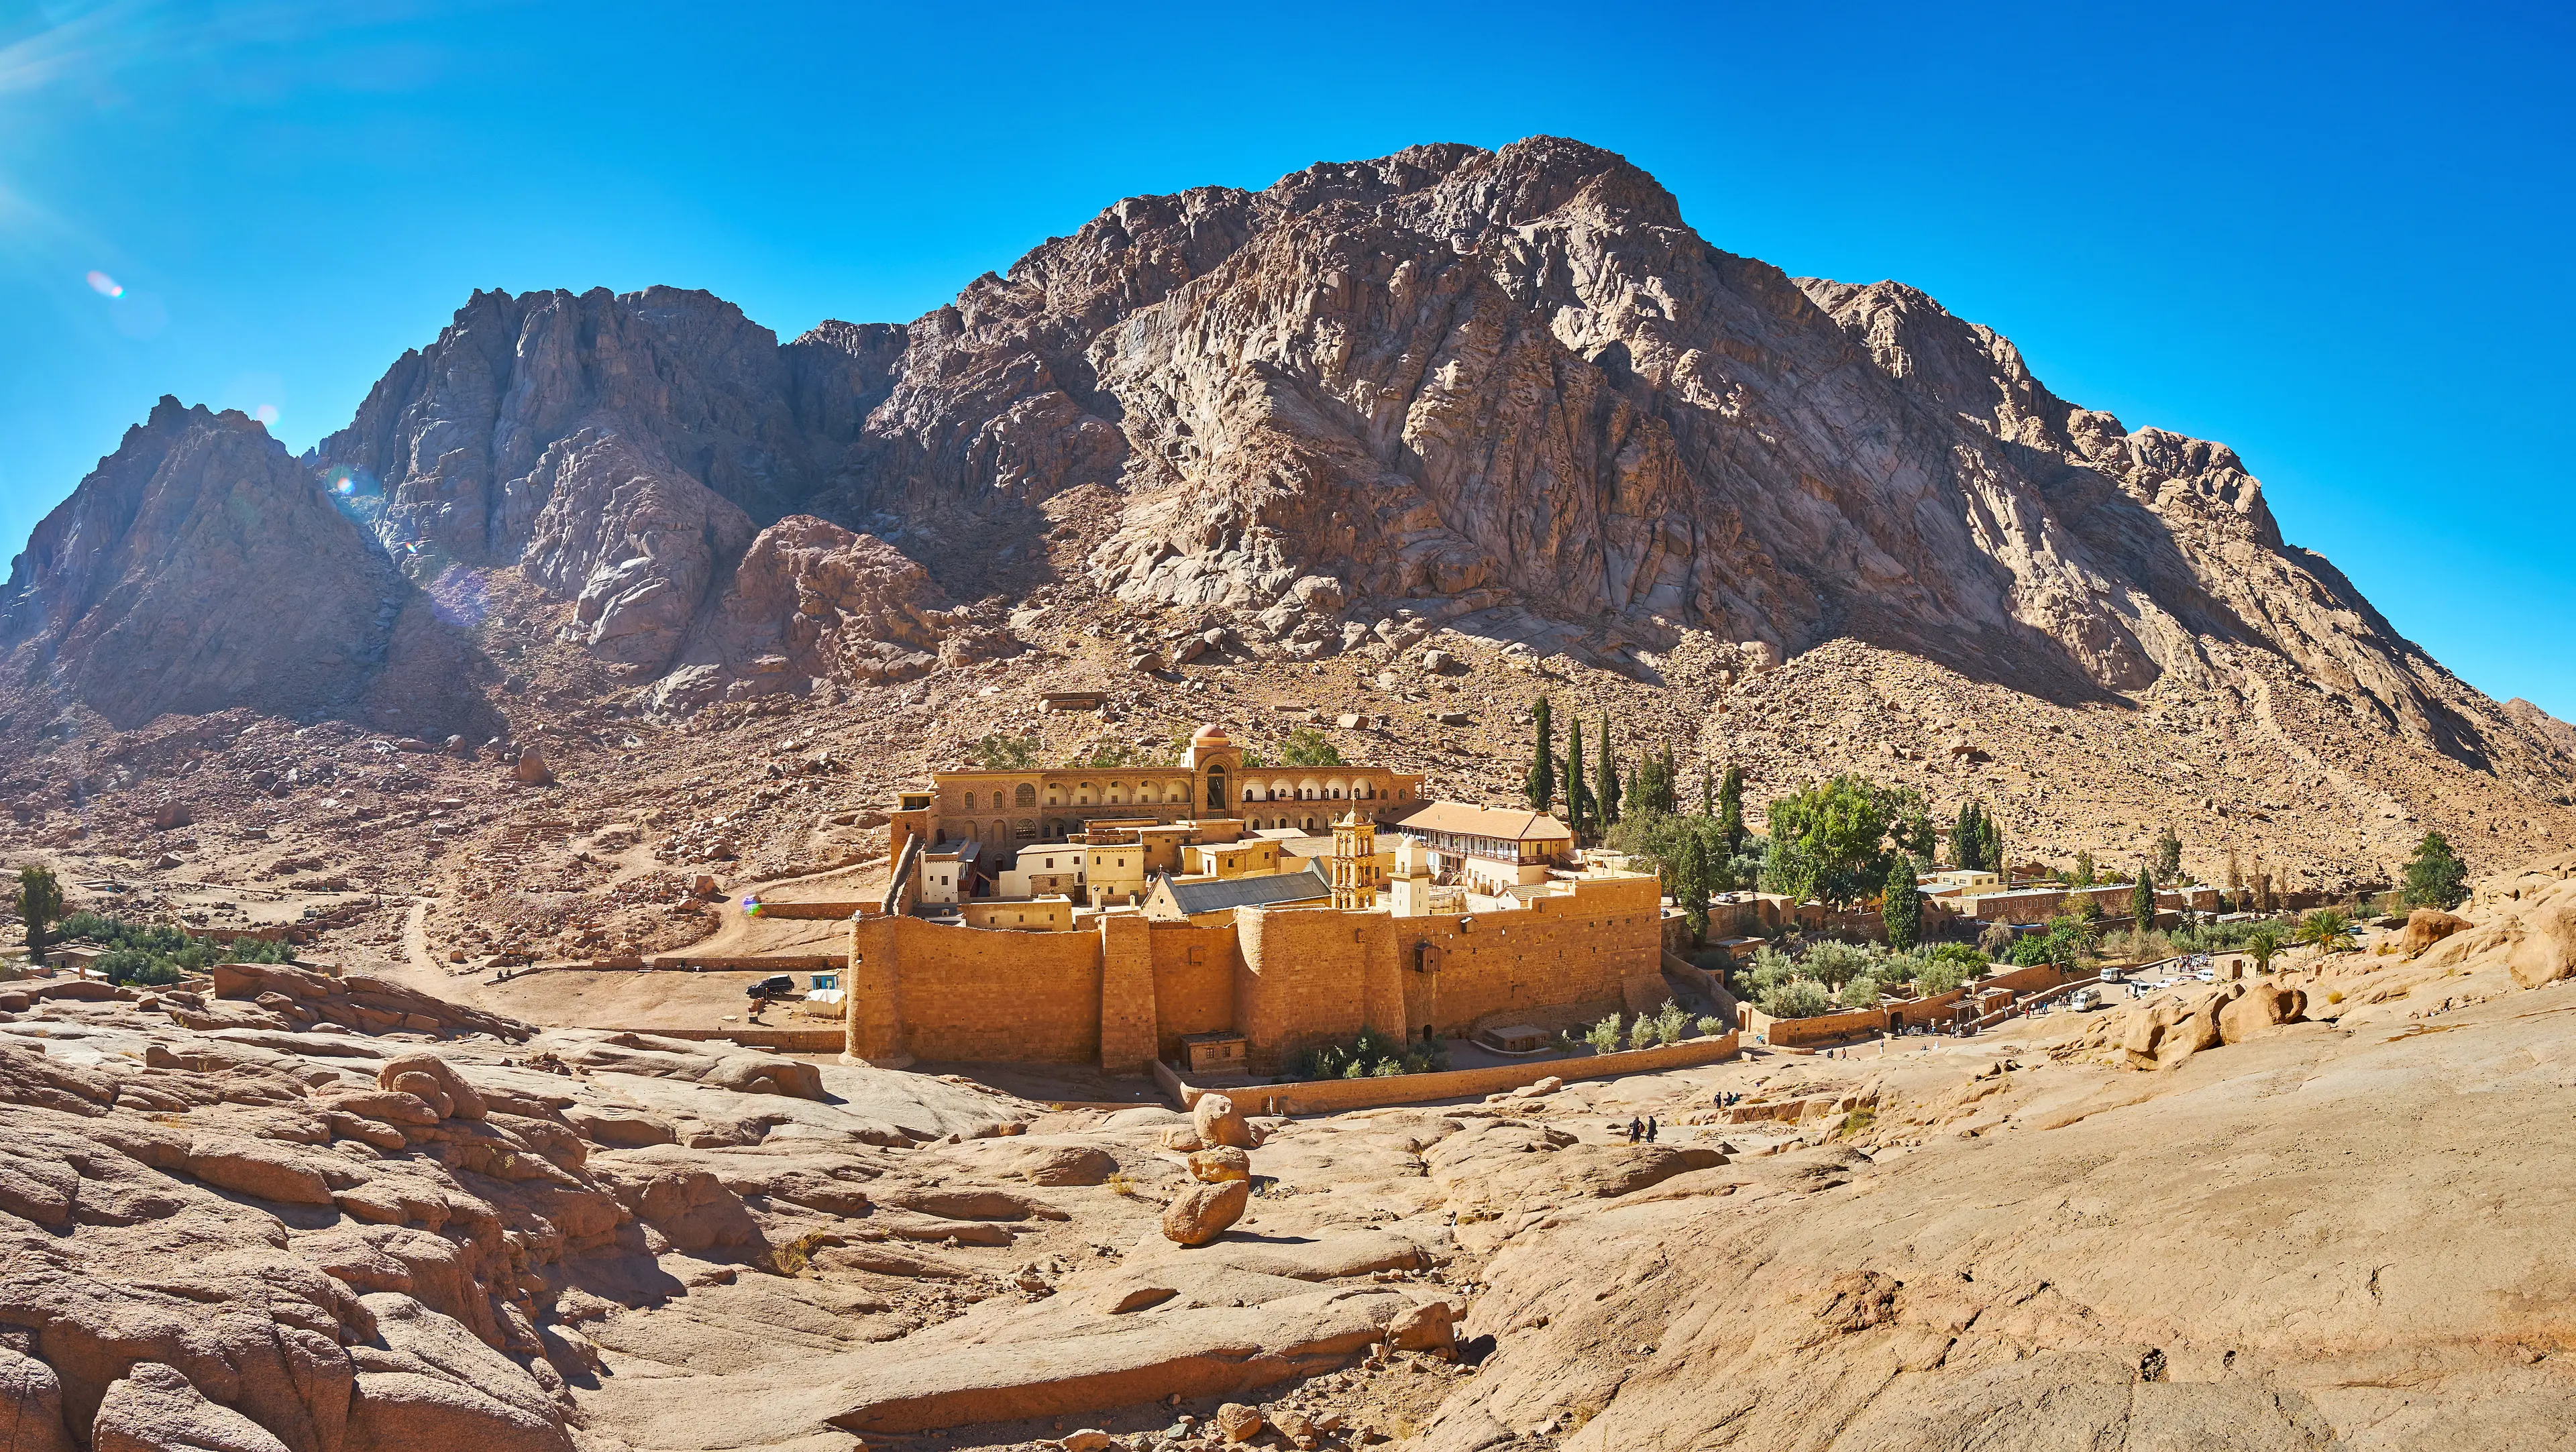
[1155,1031,1741,1115]
[589,1027,846,1053]
[745,901,870,920]
[1741,1005,1889,1049]
[641,954,842,972]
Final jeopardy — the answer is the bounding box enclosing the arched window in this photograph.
[1014,783,1036,807]
[961,791,977,809]
[1207,765,1228,810]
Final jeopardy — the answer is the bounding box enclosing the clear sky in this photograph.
[3,0,2569,716]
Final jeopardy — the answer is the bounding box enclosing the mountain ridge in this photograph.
[0,135,2567,895]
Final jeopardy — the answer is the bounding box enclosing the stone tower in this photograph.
[1331,810,1378,910]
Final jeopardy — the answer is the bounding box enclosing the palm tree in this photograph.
[2292,908,2357,957]
[2245,925,2286,974]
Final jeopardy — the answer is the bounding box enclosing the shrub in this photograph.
[1836,974,1883,1009]
[1371,1058,1403,1077]
[1694,1015,1727,1037]
[1627,1015,1661,1051]
[1582,1014,1625,1055]
[1915,956,1971,997]
[1800,940,1881,991]
[1279,728,1343,768]
[1756,979,1833,1020]
[1652,1001,1689,1046]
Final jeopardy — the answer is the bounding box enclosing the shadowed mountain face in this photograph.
[0,138,2558,804]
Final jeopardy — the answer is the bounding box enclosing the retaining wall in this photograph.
[590,1027,846,1053]
[1154,1030,1741,1115]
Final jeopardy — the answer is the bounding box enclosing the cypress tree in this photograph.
[1525,697,1556,812]
[15,866,61,967]
[2131,864,2156,927]
[1566,727,1591,832]
[1948,801,1981,869]
[1596,718,1622,826]
[1717,765,1745,854]
[1678,832,1711,946]
[1882,857,1921,952]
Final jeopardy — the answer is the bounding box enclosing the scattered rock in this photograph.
[1191,1093,1257,1150]
[2401,907,2473,955]
[1187,1146,1252,1183]
[1214,1403,1265,1443]
[1161,1178,1250,1247]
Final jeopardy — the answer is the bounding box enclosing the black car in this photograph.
[746,974,798,999]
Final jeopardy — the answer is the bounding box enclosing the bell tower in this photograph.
[1183,722,1242,817]
[1331,810,1379,910]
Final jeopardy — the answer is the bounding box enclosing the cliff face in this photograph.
[0,400,413,730]
[309,287,906,671]
[7,139,2567,848]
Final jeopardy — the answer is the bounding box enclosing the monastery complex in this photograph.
[847,725,1668,1077]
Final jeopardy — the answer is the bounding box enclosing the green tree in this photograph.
[15,866,62,966]
[2131,867,2156,929]
[1949,801,1983,869]
[1279,728,1342,767]
[1716,766,1746,854]
[2401,831,2469,909]
[2292,908,2357,956]
[1678,832,1712,946]
[1525,697,1556,812]
[2150,824,2184,886]
[1758,774,1913,907]
[1881,858,1921,952]
[1756,978,1832,1020]
[966,734,1039,769]
[2070,850,2096,887]
[1595,718,1622,826]
[1566,726,1592,832]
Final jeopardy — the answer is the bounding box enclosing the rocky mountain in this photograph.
[3,137,2569,884]
[0,400,494,740]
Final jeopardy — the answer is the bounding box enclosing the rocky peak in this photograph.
[0,398,421,729]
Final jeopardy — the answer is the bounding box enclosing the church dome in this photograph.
[1191,722,1230,746]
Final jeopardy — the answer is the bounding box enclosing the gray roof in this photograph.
[1159,860,1331,916]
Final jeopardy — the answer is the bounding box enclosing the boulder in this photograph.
[1192,1093,1257,1150]
[184,1135,333,1206]
[1214,1403,1265,1443]
[2218,981,2308,1044]
[2401,907,2473,956]
[0,1345,74,1452]
[513,746,553,785]
[1187,1146,1252,1184]
[2509,899,2576,990]
[1059,1432,1115,1452]
[1421,649,1456,673]
[376,1053,487,1119]
[1157,1126,1205,1153]
[92,1361,290,1452]
[2153,985,2239,1068]
[1161,1178,1250,1247]
[1387,1298,1458,1351]
[1271,1406,1321,1449]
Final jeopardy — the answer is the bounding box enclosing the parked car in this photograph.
[747,974,798,999]
[2068,988,2103,1012]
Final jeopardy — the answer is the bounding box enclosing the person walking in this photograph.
[1645,1117,1658,1143]
[1627,1117,1644,1143]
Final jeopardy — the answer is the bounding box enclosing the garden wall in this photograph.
[1155,1030,1741,1116]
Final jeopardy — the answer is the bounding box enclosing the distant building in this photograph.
[1381,801,1572,895]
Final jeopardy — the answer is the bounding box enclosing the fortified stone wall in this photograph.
[1148,925,1238,1062]
[888,915,1104,1063]
[847,873,1674,1074]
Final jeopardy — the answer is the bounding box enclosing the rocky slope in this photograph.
[3,853,2573,1451]
[1,136,2570,937]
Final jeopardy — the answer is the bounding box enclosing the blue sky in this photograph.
[3,0,2569,715]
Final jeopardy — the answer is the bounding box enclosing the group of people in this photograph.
[1623,1116,1659,1143]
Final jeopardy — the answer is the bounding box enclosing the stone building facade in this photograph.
[845,869,1666,1076]
[888,724,1427,855]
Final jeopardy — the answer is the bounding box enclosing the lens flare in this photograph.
[741,895,763,917]
[85,270,123,298]
[254,404,279,426]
